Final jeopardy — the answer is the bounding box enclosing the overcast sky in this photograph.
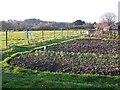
[0,0,119,22]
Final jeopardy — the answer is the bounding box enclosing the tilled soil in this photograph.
[9,49,120,76]
[44,39,120,55]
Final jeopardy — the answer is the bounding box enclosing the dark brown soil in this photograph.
[44,39,120,55]
[9,39,120,76]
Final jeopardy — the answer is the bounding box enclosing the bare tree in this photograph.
[100,12,116,28]
[2,21,13,30]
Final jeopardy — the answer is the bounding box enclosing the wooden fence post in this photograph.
[76,29,77,35]
[42,30,44,40]
[61,29,63,38]
[67,29,68,38]
[26,30,30,45]
[80,30,82,35]
[5,30,8,47]
[54,29,55,39]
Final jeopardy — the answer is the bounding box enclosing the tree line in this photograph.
[1,19,95,31]
[1,12,118,31]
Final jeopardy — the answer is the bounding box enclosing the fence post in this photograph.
[5,30,8,47]
[26,30,30,45]
[76,29,77,35]
[54,29,55,39]
[67,29,68,38]
[80,30,82,35]
[61,29,63,38]
[42,30,44,40]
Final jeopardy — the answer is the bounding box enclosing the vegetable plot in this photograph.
[46,39,119,55]
[9,51,120,76]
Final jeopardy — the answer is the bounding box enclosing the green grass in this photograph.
[2,71,120,89]
[0,30,85,49]
[2,35,85,60]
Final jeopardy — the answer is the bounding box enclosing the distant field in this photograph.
[0,30,86,49]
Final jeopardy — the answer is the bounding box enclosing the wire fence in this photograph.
[0,29,86,49]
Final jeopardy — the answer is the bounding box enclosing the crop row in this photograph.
[45,39,119,55]
[9,50,120,76]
